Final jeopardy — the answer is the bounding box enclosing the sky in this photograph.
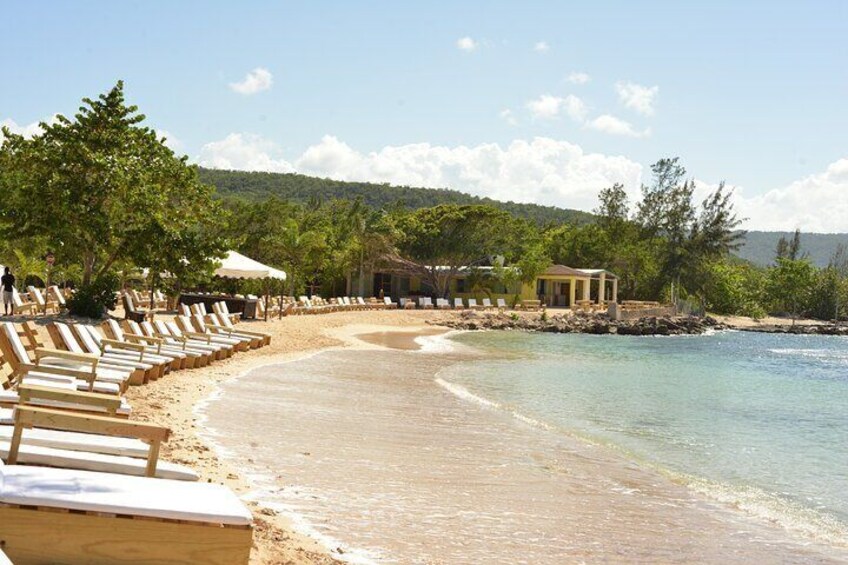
[1,1,846,232]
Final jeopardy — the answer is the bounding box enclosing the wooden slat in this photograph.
[13,405,168,442]
[0,506,252,564]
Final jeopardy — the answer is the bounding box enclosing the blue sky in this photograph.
[2,1,847,231]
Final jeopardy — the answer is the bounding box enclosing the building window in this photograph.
[455,278,467,293]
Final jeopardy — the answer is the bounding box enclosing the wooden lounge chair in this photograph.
[209,310,270,347]
[123,292,152,323]
[418,297,434,310]
[213,300,241,324]
[467,298,484,311]
[4,405,197,481]
[26,286,57,314]
[108,319,203,369]
[435,298,451,309]
[80,323,183,372]
[48,285,68,311]
[0,321,131,395]
[0,462,253,564]
[63,322,165,382]
[453,297,465,309]
[193,315,257,350]
[175,316,244,353]
[383,296,398,309]
[11,288,37,316]
[0,385,148,457]
[496,298,508,311]
[159,318,234,359]
[481,298,493,310]
[133,320,212,366]
[48,322,153,385]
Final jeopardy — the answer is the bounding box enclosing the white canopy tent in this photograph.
[214,251,287,281]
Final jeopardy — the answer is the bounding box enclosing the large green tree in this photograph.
[0,81,223,286]
[386,205,518,297]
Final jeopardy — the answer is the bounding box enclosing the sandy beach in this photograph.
[15,308,846,563]
[117,309,453,564]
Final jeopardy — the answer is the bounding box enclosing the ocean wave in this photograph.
[435,375,848,552]
[681,474,848,549]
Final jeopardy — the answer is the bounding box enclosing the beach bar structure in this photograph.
[532,265,618,309]
[362,264,618,309]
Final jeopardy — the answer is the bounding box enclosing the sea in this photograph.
[200,329,848,564]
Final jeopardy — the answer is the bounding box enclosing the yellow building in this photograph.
[366,264,618,309]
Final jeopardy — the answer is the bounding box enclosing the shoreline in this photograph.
[56,308,840,563]
[199,324,847,563]
[122,310,454,564]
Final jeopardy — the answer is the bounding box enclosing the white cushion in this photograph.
[0,465,251,525]
[0,425,149,458]
[0,441,197,481]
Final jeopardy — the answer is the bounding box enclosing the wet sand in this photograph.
[202,328,847,564]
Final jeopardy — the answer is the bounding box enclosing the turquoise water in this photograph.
[443,330,848,545]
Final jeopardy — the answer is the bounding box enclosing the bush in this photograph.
[67,273,119,318]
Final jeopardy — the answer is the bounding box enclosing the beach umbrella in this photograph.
[214,251,287,320]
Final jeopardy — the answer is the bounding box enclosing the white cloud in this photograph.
[456,37,478,52]
[0,115,58,139]
[229,67,273,95]
[198,133,643,212]
[615,81,659,116]
[567,72,591,85]
[499,109,518,126]
[526,94,587,122]
[196,133,293,172]
[156,129,183,152]
[733,159,848,232]
[533,41,549,53]
[586,114,650,138]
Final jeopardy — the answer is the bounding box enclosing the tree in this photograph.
[594,183,629,240]
[0,81,221,286]
[767,257,816,324]
[776,229,803,261]
[386,205,517,298]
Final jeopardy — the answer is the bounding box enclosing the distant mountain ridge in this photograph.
[733,231,848,268]
[198,167,595,226]
[198,167,847,267]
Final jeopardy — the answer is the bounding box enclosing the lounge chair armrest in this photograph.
[21,364,97,384]
[17,384,123,411]
[124,332,164,345]
[35,348,99,366]
[206,323,233,334]
[100,338,145,352]
[10,405,169,475]
[14,405,168,442]
[184,331,212,343]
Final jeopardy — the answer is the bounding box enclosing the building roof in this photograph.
[539,265,618,279]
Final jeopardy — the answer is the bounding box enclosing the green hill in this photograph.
[198,167,847,266]
[198,167,595,226]
[733,231,848,267]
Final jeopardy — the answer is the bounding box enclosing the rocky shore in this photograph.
[738,324,848,336]
[434,310,728,336]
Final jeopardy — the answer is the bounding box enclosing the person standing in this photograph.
[2,267,15,316]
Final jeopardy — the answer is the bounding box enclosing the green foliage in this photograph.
[703,260,766,318]
[0,81,226,289]
[67,273,119,318]
[766,258,816,321]
[388,205,521,297]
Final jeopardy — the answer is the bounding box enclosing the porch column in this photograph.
[581,278,590,301]
[612,278,618,303]
[598,272,606,305]
[568,278,576,308]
